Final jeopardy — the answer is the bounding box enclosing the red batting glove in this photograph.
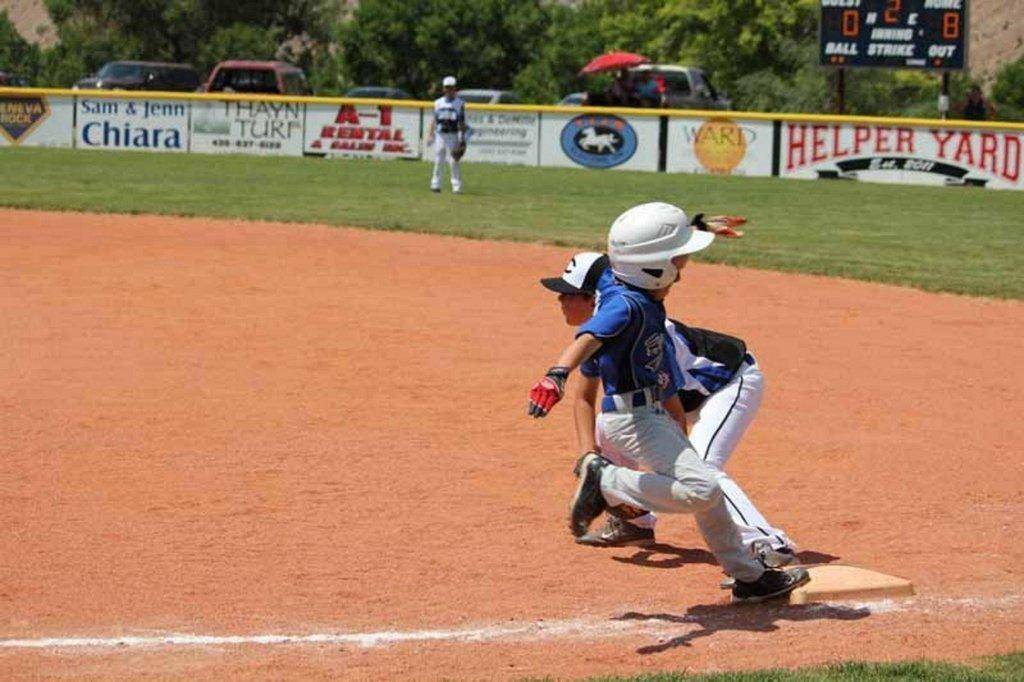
[527,367,569,418]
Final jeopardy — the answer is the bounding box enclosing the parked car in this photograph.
[557,92,586,106]
[75,61,201,92]
[457,89,519,104]
[0,71,29,87]
[628,64,730,110]
[345,86,412,100]
[200,61,311,95]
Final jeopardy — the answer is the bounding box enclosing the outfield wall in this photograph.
[3,87,1023,190]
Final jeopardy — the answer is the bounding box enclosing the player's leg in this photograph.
[577,425,656,547]
[447,134,463,193]
[687,363,795,561]
[430,135,446,191]
[596,407,763,582]
[598,421,657,530]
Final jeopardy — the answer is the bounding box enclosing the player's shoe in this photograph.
[753,540,798,569]
[569,453,610,538]
[430,187,441,193]
[731,567,810,603]
[575,516,655,547]
[452,187,462,194]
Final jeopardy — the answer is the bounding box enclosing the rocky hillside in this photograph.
[1,0,54,48]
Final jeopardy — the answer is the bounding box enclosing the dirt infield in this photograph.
[1,209,1022,679]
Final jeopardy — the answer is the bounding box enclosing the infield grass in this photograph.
[1,147,1022,298]
[578,651,1024,680]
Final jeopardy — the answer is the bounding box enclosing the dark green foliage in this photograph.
[35,0,340,86]
[340,0,548,98]
[0,11,42,81]
[992,55,1024,121]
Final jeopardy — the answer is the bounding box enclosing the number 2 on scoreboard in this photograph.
[884,0,901,24]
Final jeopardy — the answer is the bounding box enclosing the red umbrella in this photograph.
[578,52,650,76]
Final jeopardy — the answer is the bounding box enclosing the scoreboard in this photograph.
[820,0,968,70]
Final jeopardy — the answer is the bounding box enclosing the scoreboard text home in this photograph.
[820,0,968,70]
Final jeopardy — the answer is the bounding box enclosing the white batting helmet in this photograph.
[607,202,713,289]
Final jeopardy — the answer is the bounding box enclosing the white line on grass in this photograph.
[0,594,1019,651]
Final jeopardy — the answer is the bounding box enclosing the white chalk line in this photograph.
[0,594,1020,652]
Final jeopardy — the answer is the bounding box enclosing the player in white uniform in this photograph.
[427,75,467,194]
[539,245,796,567]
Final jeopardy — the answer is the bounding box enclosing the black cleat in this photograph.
[732,567,810,603]
[576,516,655,547]
[753,540,798,569]
[569,453,609,538]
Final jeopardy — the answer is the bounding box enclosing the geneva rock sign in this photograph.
[820,0,968,70]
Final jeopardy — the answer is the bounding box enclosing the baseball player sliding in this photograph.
[528,202,809,602]
[427,75,467,194]
[539,247,797,572]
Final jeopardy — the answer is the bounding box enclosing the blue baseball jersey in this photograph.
[577,283,682,398]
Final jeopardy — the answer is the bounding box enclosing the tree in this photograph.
[992,55,1024,121]
[38,0,340,86]
[340,0,548,98]
[656,0,818,93]
[513,0,662,104]
[0,11,42,82]
[196,24,280,75]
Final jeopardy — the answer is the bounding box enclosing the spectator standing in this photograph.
[957,85,997,121]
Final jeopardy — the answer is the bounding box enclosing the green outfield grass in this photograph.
[578,651,1024,681]
[1,147,1021,298]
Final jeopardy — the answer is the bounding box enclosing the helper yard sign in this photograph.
[781,122,1023,189]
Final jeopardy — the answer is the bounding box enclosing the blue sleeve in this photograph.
[663,333,685,396]
[576,295,631,340]
[580,357,599,377]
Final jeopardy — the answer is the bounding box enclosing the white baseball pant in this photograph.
[598,360,794,551]
[430,132,462,192]
[596,401,765,582]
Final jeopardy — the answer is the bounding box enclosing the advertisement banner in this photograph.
[76,97,188,152]
[0,94,73,148]
[539,112,659,172]
[191,99,304,156]
[780,122,1024,190]
[666,117,773,176]
[305,103,419,158]
[461,109,538,165]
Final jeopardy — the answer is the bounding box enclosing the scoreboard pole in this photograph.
[836,67,846,115]
[941,71,950,119]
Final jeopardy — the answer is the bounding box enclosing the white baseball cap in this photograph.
[540,252,609,295]
[442,76,457,87]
